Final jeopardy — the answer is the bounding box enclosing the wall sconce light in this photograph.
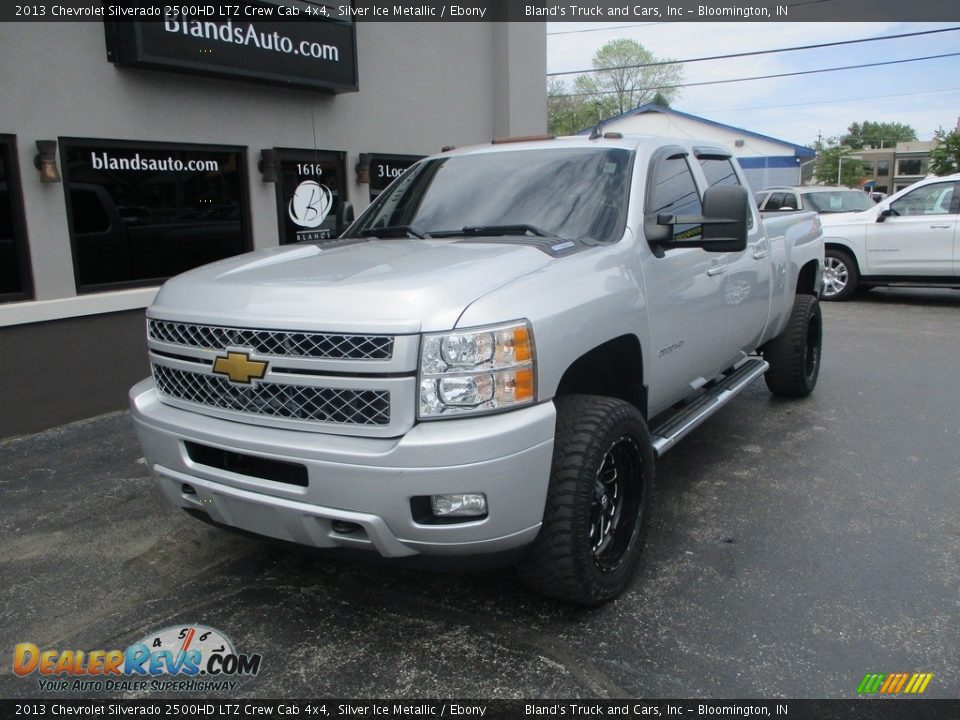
[258,149,278,183]
[355,153,370,184]
[34,140,61,183]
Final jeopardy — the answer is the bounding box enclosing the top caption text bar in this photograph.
[4,0,960,22]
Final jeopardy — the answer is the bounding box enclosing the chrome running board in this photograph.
[650,358,769,457]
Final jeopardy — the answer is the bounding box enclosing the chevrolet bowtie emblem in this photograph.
[212,351,268,384]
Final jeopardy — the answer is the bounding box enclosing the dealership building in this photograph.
[0,15,546,438]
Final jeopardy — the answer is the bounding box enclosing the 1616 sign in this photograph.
[274,150,347,244]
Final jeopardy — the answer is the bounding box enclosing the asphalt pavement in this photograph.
[1,288,958,700]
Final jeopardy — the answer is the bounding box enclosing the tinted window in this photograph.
[699,158,741,188]
[765,192,786,211]
[0,136,32,301]
[62,140,250,292]
[783,194,799,210]
[648,156,702,240]
[876,161,890,176]
[350,148,632,244]
[70,189,111,233]
[890,182,955,216]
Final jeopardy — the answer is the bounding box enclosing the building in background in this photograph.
[579,103,815,189]
[0,15,546,438]
[857,141,938,195]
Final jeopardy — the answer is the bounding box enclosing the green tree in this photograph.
[928,127,960,176]
[547,39,684,135]
[812,137,864,187]
[651,91,672,108]
[842,121,917,150]
[588,39,684,115]
[547,79,599,136]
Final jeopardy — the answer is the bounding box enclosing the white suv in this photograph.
[816,174,959,300]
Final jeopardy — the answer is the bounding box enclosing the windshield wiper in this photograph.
[357,225,429,239]
[460,224,555,238]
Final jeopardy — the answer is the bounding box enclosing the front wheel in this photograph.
[822,248,859,301]
[517,395,655,605]
[763,294,823,398]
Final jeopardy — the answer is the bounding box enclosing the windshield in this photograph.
[346,147,633,243]
[803,190,875,213]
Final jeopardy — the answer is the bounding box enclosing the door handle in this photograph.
[752,248,768,260]
[929,224,951,229]
[707,265,727,276]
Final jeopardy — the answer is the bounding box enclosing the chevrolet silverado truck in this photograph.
[130,134,824,604]
[817,172,959,300]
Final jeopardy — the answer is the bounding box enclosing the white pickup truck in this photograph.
[130,134,824,604]
[818,173,960,300]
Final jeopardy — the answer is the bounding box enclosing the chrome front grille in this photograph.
[148,319,393,360]
[153,364,391,426]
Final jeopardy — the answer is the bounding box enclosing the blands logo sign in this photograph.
[857,672,933,695]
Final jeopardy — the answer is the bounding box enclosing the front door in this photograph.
[865,180,958,276]
[641,150,730,412]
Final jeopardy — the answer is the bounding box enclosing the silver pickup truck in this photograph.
[130,135,824,604]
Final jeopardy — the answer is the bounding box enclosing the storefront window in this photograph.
[368,154,423,201]
[896,158,925,177]
[274,149,347,243]
[60,139,251,292]
[0,135,33,302]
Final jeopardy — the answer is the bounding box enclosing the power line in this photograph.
[549,52,960,97]
[696,86,960,114]
[547,26,960,77]
[547,22,666,36]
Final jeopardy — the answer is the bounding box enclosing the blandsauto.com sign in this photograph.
[105,2,358,93]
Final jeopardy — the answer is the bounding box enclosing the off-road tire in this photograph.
[517,395,655,605]
[822,248,859,301]
[763,294,823,398]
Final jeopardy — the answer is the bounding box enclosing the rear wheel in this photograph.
[822,248,858,301]
[763,294,823,398]
[518,395,654,605]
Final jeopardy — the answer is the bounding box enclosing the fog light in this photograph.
[430,493,487,517]
[331,520,361,535]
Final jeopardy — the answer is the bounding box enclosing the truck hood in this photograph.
[150,238,554,333]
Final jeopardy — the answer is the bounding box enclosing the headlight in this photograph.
[419,321,536,418]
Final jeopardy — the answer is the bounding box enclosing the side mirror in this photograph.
[647,185,749,253]
[877,208,896,223]
[701,185,749,252]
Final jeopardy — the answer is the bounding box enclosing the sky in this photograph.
[546,21,960,148]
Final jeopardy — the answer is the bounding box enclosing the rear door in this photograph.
[696,152,771,360]
[864,180,958,276]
